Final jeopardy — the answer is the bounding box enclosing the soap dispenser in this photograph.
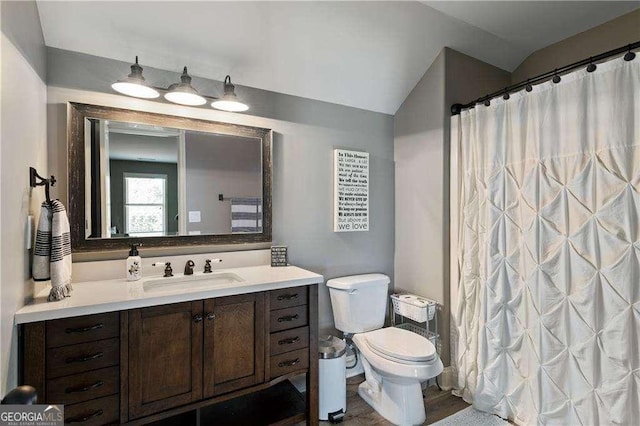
[127,243,143,281]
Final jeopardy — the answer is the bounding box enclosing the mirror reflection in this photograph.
[86,119,263,239]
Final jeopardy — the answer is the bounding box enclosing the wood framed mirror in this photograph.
[68,102,272,252]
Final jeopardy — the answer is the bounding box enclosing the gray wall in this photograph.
[185,133,261,235]
[0,0,47,394]
[394,47,510,366]
[0,1,46,81]
[109,160,179,236]
[46,47,395,333]
[512,9,640,82]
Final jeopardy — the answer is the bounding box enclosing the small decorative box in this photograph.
[271,246,288,267]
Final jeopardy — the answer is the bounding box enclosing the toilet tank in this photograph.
[326,274,390,334]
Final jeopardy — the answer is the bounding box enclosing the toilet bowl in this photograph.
[326,274,443,426]
[353,328,443,425]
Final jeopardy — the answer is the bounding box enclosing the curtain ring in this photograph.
[624,45,636,61]
[525,80,533,92]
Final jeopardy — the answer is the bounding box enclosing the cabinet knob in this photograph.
[193,314,203,323]
[206,312,216,321]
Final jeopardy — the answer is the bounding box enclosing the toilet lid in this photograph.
[364,327,436,362]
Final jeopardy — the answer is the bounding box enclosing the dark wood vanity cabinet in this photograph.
[20,312,121,425]
[127,301,203,419]
[19,284,318,426]
[127,294,266,419]
[203,293,265,398]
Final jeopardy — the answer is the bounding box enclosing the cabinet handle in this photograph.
[65,380,104,394]
[277,293,298,301]
[193,314,203,323]
[206,312,216,321]
[277,314,299,322]
[66,352,104,364]
[278,336,300,345]
[66,409,103,423]
[65,323,104,334]
[278,358,300,368]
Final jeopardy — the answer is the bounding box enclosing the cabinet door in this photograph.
[128,301,203,419]
[203,293,265,397]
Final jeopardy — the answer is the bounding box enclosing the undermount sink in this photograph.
[143,272,245,293]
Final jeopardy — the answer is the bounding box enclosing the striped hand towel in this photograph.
[33,200,73,301]
[231,198,262,233]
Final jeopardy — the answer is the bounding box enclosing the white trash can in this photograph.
[318,336,347,423]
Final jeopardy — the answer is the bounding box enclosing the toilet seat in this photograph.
[363,327,436,363]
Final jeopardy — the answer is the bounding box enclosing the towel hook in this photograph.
[29,167,56,205]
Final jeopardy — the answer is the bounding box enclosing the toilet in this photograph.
[327,274,443,426]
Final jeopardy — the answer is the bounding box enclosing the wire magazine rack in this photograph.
[390,293,440,355]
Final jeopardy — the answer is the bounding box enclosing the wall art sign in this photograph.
[271,246,288,267]
[334,149,369,232]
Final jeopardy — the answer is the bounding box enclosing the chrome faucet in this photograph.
[184,260,195,275]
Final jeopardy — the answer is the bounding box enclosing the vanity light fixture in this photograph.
[211,76,249,112]
[111,56,160,99]
[164,67,207,106]
[112,58,250,112]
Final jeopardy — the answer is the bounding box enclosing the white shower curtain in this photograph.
[451,57,639,425]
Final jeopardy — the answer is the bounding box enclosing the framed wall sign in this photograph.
[271,246,288,266]
[333,149,369,232]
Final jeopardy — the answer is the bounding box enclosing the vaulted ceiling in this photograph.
[37,1,638,114]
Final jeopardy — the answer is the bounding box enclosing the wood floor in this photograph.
[314,375,470,425]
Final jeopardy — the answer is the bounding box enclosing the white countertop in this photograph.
[15,265,324,324]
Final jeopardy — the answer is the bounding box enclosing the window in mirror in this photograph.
[124,173,168,237]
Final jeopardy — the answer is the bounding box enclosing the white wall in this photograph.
[0,35,47,394]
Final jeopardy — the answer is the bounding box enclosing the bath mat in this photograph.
[431,406,510,426]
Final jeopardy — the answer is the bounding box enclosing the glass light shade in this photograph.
[111,56,160,99]
[164,90,207,106]
[211,97,249,112]
[112,80,160,99]
[211,75,248,112]
[164,67,207,106]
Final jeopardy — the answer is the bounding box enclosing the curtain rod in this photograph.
[451,41,640,116]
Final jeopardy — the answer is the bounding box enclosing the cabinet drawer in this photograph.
[269,287,308,310]
[269,348,309,379]
[269,305,307,332]
[270,327,309,356]
[46,366,119,405]
[64,394,119,425]
[47,313,119,348]
[47,338,119,379]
